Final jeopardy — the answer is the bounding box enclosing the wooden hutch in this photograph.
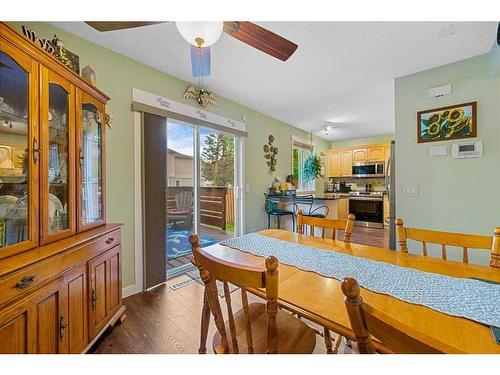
[0,22,123,353]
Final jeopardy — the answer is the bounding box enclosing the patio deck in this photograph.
[166,225,233,275]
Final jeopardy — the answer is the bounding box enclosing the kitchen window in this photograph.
[292,137,315,192]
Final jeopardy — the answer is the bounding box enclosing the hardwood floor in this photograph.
[339,226,389,248]
[91,275,353,354]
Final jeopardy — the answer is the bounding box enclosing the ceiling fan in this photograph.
[497,22,499,45]
[85,21,298,77]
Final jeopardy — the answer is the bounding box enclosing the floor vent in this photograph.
[169,278,195,291]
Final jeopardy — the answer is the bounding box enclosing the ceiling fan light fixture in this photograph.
[175,22,223,47]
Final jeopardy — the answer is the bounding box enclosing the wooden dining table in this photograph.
[204,229,500,354]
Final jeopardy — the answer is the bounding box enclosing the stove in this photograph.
[348,191,385,228]
[349,191,383,199]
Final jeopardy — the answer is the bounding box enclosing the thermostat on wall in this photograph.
[451,141,483,159]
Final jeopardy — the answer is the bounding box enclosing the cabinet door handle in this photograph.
[33,138,40,165]
[79,147,85,168]
[92,290,97,310]
[12,275,37,290]
[105,237,114,245]
[59,315,68,341]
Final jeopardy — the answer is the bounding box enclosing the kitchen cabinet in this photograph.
[328,149,352,177]
[328,150,341,177]
[352,148,368,162]
[352,146,386,163]
[340,150,352,176]
[337,198,349,220]
[367,146,385,162]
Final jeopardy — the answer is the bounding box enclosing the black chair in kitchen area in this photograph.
[264,194,296,230]
[293,194,329,219]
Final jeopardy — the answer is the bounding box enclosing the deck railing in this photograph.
[166,186,234,230]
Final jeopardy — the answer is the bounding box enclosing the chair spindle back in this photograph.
[395,218,500,268]
[190,234,280,354]
[341,277,461,354]
[297,209,355,241]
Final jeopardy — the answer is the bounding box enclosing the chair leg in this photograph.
[277,215,281,229]
[198,289,211,354]
[292,214,295,232]
[267,214,271,229]
[323,328,334,354]
[345,338,353,348]
[332,334,343,354]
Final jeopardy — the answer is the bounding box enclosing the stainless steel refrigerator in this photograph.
[385,140,397,249]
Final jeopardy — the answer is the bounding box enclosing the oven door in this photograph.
[349,198,384,228]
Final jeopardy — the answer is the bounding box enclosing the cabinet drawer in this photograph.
[0,229,121,308]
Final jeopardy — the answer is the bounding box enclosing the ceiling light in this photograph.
[175,22,224,47]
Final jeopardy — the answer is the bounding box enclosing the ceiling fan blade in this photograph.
[497,22,499,45]
[85,21,165,32]
[223,21,298,61]
[191,46,211,77]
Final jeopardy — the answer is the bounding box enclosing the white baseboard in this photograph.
[122,284,141,298]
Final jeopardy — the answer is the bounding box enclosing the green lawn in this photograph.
[201,223,234,233]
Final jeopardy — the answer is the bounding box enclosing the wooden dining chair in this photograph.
[341,277,462,354]
[297,209,355,242]
[396,218,500,268]
[295,209,355,353]
[189,234,316,354]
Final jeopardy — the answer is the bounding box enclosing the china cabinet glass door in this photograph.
[77,90,105,231]
[0,43,39,257]
[40,67,75,244]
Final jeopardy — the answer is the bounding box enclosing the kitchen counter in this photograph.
[265,193,349,201]
[265,193,349,235]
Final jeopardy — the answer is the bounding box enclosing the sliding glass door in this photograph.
[199,127,236,244]
[165,121,195,276]
[165,120,239,278]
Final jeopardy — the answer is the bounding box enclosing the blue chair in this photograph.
[293,195,329,218]
[264,194,296,230]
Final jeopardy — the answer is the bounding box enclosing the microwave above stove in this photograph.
[352,162,385,178]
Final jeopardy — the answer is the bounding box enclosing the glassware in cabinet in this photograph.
[40,67,75,244]
[76,89,105,231]
[0,44,39,257]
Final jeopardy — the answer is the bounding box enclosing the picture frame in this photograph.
[417,101,477,143]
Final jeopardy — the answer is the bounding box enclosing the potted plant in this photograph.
[303,154,322,181]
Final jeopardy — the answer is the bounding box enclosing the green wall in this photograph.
[9,22,329,288]
[331,134,394,149]
[491,42,500,77]
[395,47,500,265]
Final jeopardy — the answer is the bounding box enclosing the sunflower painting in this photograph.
[417,102,476,143]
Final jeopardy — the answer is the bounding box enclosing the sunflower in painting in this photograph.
[420,105,474,141]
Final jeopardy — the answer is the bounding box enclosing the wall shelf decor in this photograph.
[263,134,278,174]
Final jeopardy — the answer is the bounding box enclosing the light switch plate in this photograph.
[430,145,448,157]
[403,185,418,197]
[245,184,250,193]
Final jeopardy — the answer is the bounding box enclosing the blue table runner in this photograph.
[220,233,500,327]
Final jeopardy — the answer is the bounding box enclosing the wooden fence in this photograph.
[166,186,234,230]
[225,188,234,225]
